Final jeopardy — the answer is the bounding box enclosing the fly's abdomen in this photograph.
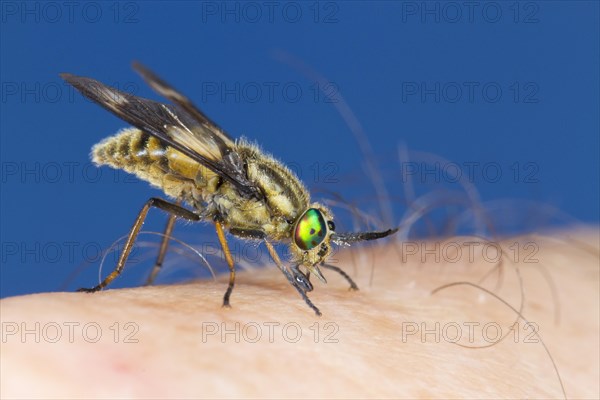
[93,127,166,171]
[91,127,220,202]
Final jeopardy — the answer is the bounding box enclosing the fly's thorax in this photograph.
[213,184,273,233]
[289,203,335,266]
[233,139,310,238]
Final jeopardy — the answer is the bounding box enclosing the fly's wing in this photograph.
[131,61,226,141]
[61,72,262,199]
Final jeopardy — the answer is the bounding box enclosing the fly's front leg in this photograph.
[264,240,322,316]
[214,221,236,308]
[78,198,200,293]
[145,199,181,286]
[291,265,313,292]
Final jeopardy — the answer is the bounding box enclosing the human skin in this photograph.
[1,228,598,399]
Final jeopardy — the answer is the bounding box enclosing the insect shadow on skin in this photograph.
[60,62,398,316]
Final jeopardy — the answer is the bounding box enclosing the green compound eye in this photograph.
[294,208,327,250]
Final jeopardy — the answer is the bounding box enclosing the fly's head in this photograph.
[290,202,399,286]
[290,203,335,283]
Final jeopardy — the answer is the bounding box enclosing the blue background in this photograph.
[1,1,598,298]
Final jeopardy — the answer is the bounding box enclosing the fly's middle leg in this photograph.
[144,199,182,286]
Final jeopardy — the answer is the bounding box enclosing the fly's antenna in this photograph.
[330,228,398,246]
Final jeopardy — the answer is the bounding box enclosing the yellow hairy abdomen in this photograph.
[91,128,219,203]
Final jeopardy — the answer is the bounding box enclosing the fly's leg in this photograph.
[291,265,313,292]
[214,221,236,308]
[321,263,359,290]
[78,198,200,293]
[145,200,181,286]
[264,240,322,316]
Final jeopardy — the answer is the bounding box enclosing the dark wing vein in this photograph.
[131,61,228,142]
[61,72,262,199]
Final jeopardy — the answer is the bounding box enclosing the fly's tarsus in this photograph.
[291,265,314,292]
[77,287,100,293]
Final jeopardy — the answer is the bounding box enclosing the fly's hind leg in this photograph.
[78,198,200,293]
[214,221,236,308]
[144,199,182,286]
